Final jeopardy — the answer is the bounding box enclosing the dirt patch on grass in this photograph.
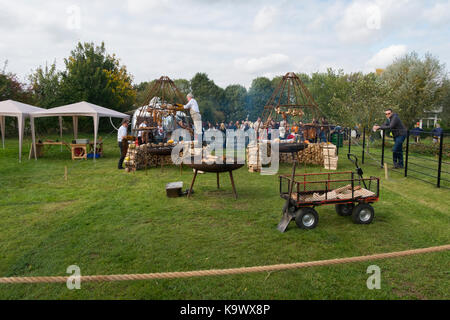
[42,200,80,211]
[392,281,428,300]
[0,199,79,207]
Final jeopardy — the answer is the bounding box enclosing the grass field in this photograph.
[0,134,449,300]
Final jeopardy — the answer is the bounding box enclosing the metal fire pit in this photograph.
[185,160,244,199]
[148,146,174,156]
[185,162,244,173]
[278,142,307,154]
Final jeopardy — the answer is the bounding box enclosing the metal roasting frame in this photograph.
[261,72,322,129]
[133,76,191,137]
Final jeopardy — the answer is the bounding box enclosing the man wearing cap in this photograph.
[118,119,129,170]
[373,108,407,169]
[184,93,202,138]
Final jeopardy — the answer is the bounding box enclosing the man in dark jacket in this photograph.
[431,123,443,144]
[373,108,407,169]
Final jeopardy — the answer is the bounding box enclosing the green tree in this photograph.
[173,79,191,96]
[29,62,62,108]
[439,79,450,127]
[134,81,154,106]
[0,61,33,134]
[190,73,225,122]
[0,61,31,103]
[382,52,446,128]
[307,69,353,124]
[224,84,247,121]
[246,77,273,120]
[330,72,390,148]
[59,42,136,113]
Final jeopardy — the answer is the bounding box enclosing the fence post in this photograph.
[381,129,386,168]
[437,132,444,188]
[362,127,366,164]
[348,127,352,155]
[336,133,340,156]
[405,129,409,177]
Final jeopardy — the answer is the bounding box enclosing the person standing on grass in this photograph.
[319,117,329,143]
[432,123,443,144]
[410,122,423,143]
[117,119,129,170]
[373,108,407,169]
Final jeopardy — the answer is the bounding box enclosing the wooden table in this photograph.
[29,141,71,159]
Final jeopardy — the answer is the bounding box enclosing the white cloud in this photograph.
[335,1,382,43]
[335,0,423,44]
[253,6,278,31]
[126,0,170,14]
[234,54,291,74]
[366,45,408,70]
[423,2,450,26]
[0,1,448,88]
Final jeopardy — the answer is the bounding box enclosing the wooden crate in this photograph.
[324,155,338,170]
[70,144,88,160]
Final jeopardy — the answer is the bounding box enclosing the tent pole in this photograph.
[18,115,24,163]
[93,115,99,162]
[59,116,63,152]
[0,116,5,149]
[73,116,78,140]
[31,117,37,160]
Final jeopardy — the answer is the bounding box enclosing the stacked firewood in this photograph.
[296,143,326,165]
[322,144,338,170]
[247,142,337,171]
[124,142,175,171]
[291,185,375,202]
[247,144,261,172]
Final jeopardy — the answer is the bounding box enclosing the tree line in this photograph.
[1,42,449,134]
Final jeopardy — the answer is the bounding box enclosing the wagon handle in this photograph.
[348,153,367,188]
[347,153,359,168]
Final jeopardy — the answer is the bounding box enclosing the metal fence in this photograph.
[344,127,449,189]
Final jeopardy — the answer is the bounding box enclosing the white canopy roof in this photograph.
[0,100,46,162]
[30,101,129,162]
[30,101,129,119]
[0,99,45,116]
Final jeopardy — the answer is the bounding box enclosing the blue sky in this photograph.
[1,0,449,88]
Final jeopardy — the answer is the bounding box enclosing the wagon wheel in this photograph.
[335,203,354,216]
[295,208,319,230]
[352,203,374,224]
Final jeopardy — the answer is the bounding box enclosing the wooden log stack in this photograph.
[124,142,174,171]
[246,142,338,170]
[247,144,261,172]
[322,144,338,170]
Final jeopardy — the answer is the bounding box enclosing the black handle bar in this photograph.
[347,153,359,168]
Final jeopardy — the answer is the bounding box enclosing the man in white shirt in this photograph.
[183,93,202,138]
[118,119,129,169]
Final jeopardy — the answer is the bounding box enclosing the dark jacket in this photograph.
[410,127,423,136]
[431,127,443,138]
[380,113,406,138]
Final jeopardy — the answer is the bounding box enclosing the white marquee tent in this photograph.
[30,101,129,161]
[0,100,46,162]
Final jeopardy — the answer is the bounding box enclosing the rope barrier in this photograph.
[1,244,448,284]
